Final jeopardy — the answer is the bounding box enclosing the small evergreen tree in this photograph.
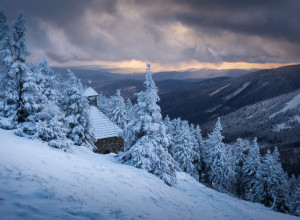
[34,101,69,148]
[291,183,300,216]
[190,124,202,181]
[203,118,234,191]
[120,64,176,186]
[234,138,246,196]
[170,121,199,180]
[97,92,110,115]
[288,174,298,214]
[62,70,95,147]
[168,117,182,154]
[125,98,133,121]
[11,14,41,130]
[110,89,128,129]
[254,148,289,210]
[242,137,262,201]
[35,57,60,103]
[0,8,18,129]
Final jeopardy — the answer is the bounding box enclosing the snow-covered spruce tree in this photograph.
[291,183,300,216]
[203,117,235,191]
[119,64,176,186]
[169,120,199,180]
[34,101,69,148]
[11,14,43,132]
[194,125,203,150]
[0,8,18,129]
[125,98,133,121]
[191,124,202,180]
[234,138,246,196]
[62,70,95,147]
[163,115,172,134]
[270,148,290,212]
[35,57,60,103]
[254,147,289,210]
[163,115,175,151]
[194,124,205,181]
[110,89,128,129]
[242,137,262,201]
[0,6,10,87]
[225,143,238,193]
[97,92,112,117]
[167,117,182,154]
[288,174,299,214]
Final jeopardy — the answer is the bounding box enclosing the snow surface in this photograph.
[272,123,291,132]
[209,84,231,96]
[272,93,300,118]
[83,87,99,97]
[0,129,297,220]
[90,106,122,139]
[224,82,250,101]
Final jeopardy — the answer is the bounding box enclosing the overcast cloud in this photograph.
[1,0,300,71]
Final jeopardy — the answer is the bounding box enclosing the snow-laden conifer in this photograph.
[35,57,60,103]
[110,89,128,129]
[34,101,69,148]
[163,115,172,133]
[190,124,202,180]
[125,98,133,121]
[62,70,95,147]
[167,117,182,154]
[291,183,300,216]
[234,138,246,195]
[11,14,41,129]
[120,64,176,186]
[253,147,288,210]
[0,8,17,128]
[170,121,199,179]
[203,118,234,191]
[242,137,262,201]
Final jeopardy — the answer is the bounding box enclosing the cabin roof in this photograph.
[89,106,122,140]
[84,87,99,97]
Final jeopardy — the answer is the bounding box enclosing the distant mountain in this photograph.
[201,90,300,176]
[160,64,300,125]
[97,77,230,99]
[53,67,250,87]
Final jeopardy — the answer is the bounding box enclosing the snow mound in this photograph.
[0,129,296,220]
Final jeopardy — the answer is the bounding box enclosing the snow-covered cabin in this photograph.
[84,86,124,154]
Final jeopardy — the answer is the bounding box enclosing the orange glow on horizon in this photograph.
[52,59,300,74]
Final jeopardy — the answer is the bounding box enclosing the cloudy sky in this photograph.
[1,0,300,73]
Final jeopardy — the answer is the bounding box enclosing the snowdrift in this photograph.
[0,129,297,220]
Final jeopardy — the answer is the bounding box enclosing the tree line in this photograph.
[0,8,94,148]
[100,64,300,216]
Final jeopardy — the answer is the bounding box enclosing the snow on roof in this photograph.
[84,87,99,97]
[89,106,122,140]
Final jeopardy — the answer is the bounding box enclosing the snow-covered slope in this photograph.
[0,129,297,220]
[271,93,300,118]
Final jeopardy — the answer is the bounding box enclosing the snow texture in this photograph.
[272,93,300,118]
[224,82,250,101]
[83,87,99,97]
[90,105,122,140]
[209,84,231,96]
[0,129,297,220]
